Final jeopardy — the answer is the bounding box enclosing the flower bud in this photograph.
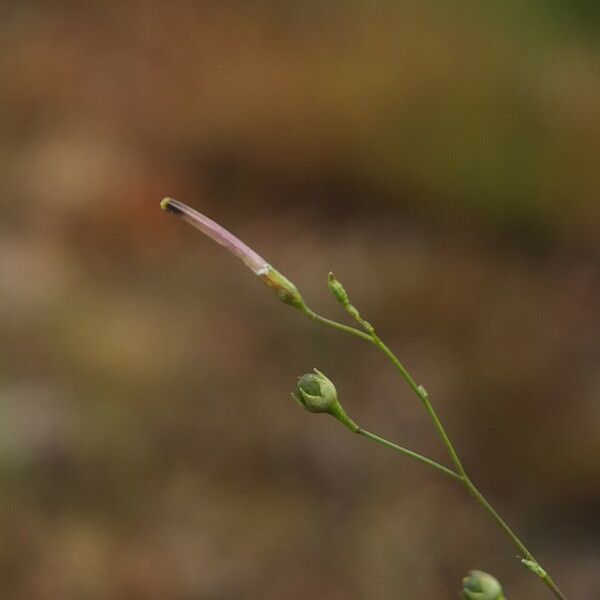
[462,571,505,600]
[294,369,359,432]
[327,272,350,306]
[327,272,374,334]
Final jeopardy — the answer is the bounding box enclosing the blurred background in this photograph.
[1,1,599,598]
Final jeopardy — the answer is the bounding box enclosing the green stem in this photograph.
[357,428,462,481]
[462,481,565,599]
[462,476,564,599]
[301,303,566,600]
[301,306,373,343]
[539,573,566,599]
[544,578,566,600]
[370,332,467,476]
[463,476,532,559]
[371,340,566,599]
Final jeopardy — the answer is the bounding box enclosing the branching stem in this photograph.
[301,301,566,600]
[357,428,462,481]
[300,306,373,342]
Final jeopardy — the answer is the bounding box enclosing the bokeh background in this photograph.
[1,2,599,598]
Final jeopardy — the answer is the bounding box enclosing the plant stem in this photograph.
[370,336,566,599]
[370,332,467,476]
[357,428,462,481]
[301,304,566,600]
[462,478,566,600]
[300,306,373,343]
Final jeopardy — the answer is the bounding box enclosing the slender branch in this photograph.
[463,478,566,600]
[544,577,566,600]
[357,428,462,481]
[302,306,467,476]
[370,332,467,476]
[300,306,373,343]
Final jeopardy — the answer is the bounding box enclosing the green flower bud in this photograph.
[327,272,350,306]
[294,369,359,432]
[327,272,374,334]
[462,571,505,600]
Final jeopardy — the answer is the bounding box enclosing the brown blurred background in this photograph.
[1,1,599,598]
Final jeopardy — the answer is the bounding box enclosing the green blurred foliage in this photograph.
[0,1,598,599]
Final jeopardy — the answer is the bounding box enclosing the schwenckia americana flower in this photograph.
[160,198,305,308]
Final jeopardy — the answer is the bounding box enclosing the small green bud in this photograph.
[462,571,505,600]
[294,369,359,432]
[327,272,350,306]
[327,272,374,334]
[296,370,337,413]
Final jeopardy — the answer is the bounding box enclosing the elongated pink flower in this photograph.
[161,198,304,308]
[160,197,268,274]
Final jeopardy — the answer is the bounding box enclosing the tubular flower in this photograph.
[161,198,304,307]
